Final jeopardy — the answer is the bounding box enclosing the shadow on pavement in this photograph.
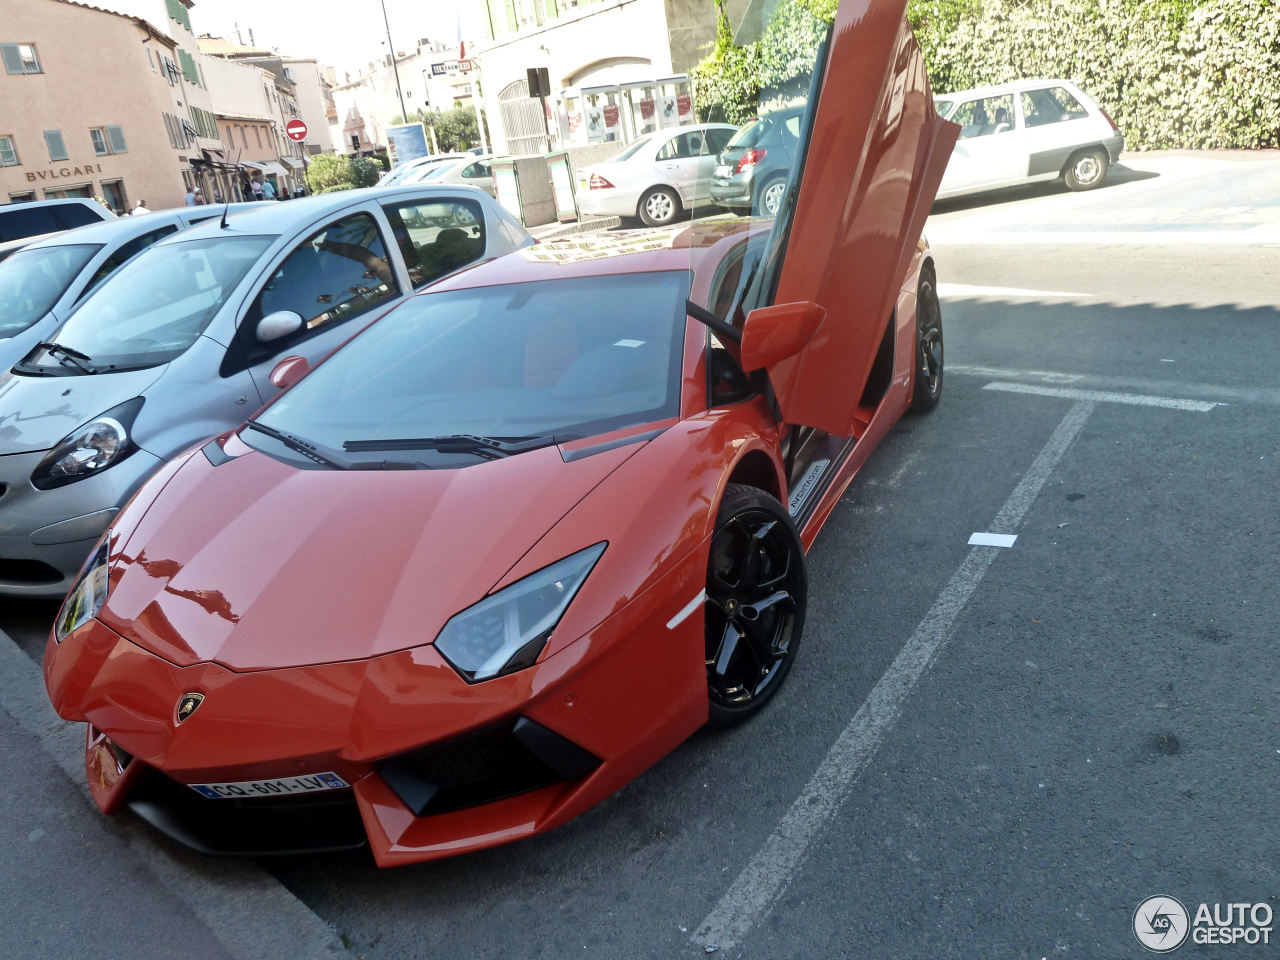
[931,163,1160,214]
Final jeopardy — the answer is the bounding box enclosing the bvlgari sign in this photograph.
[26,162,105,182]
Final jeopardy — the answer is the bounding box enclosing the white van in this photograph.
[933,79,1124,200]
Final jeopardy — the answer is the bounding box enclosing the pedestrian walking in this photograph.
[262,178,277,201]
[250,178,265,201]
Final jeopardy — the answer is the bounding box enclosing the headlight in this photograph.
[31,398,144,490]
[54,535,111,643]
[435,543,606,682]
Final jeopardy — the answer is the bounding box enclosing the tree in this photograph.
[306,153,355,194]
[349,156,383,187]
[423,106,481,152]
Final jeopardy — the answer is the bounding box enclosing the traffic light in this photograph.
[350,133,360,152]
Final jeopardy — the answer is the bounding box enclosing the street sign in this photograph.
[285,118,308,142]
[431,60,471,77]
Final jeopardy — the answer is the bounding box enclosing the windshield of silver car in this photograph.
[21,235,271,373]
[0,243,101,339]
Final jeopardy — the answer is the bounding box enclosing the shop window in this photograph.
[1,43,41,75]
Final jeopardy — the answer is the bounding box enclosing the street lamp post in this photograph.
[380,0,408,122]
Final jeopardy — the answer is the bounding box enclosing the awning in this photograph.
[278,156,304,170]
[239,160,269,171]
[261,161,289,177]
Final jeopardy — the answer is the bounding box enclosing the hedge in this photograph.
[691,0,1280,150]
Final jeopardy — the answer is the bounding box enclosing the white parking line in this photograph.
[983,381,1218,412]
[0,631,347,960]
[937,282,1095,299]
[693,400,1095,953]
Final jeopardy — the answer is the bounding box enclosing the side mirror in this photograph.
[256,310,304,343]
[269,355,310,390]
[739,301,826,371]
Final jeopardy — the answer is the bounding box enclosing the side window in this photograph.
[953,95,1015,139]
[80,225,178,298]
[1022,87,1090,127]
[55,204,103,229]
[461,161,491,179]
[656,136,682,161]
[381,198,487,290]
[246,212,397,357]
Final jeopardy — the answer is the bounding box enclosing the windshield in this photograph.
[255,270,690,456]
[0,243,100,338]
[30,235,271,372]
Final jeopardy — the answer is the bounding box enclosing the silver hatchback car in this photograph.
[0,208,223,374]
[933,78,1124,200]
[0,185,532,595]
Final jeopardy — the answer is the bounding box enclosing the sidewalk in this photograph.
[527,215,620,241]
[0,630,348,960]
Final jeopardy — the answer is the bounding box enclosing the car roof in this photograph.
[1,196,109,211]
[156,184,496,244]
[427,219,767,292]
[937,78,1085,101]
[22,207,209,249]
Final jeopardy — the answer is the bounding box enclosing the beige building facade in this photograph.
[1,0,203,211]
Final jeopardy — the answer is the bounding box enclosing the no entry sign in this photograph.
[285,118,308,142]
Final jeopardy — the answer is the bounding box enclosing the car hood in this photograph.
[99,437,646,672]
[0,365,165,455]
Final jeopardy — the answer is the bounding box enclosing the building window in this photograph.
[9,190,36,202]
[44,130,68,162]
[0,135,18,166]
[89,125,128,155]
[146,47,155,71]
[254,126,262,148]
[1,43,42,75]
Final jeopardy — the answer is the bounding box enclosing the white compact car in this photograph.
[577,123,738,226]
[933,79,1123,200]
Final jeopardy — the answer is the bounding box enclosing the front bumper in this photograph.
[0,448,162,597]
[44,542,709,866]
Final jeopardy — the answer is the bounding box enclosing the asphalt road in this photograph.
[1,151,1277,960]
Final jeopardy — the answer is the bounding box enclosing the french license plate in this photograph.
[715,164,731,178]
[188,772,349,799]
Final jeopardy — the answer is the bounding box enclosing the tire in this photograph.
[910,268,943,412]
[1064,148,1109,191]
[704,484,807,727]
[638,186,680,226]
[756,176,788,218]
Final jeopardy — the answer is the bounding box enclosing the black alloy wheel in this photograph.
[704,484,807,727]
[910,269,943,412]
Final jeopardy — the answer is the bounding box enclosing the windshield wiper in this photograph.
[35,341,97,374]
[245,420,425,471]
[342,433,566,459]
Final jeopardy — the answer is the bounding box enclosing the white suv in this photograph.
[933,79,1124,200]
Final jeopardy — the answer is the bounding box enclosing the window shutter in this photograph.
[44,130,67,161]
[1,43,23,75]
[107,125,127,153]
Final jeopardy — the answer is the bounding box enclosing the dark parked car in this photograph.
[710,107,804,218]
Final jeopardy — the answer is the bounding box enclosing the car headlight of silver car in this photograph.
[31,398,144,490]
[54,534,112,643]
[435,543,606,682]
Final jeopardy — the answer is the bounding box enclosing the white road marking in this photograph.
[929,229,1280,246]
[693,400,1095,953]
[983,381,1218,412]
[968,532,1017,547]
[666,589,707,629]
[0,631,346,959]
[949,365,1280,408]
[937,282,1094,299]
[886,450,921,488]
